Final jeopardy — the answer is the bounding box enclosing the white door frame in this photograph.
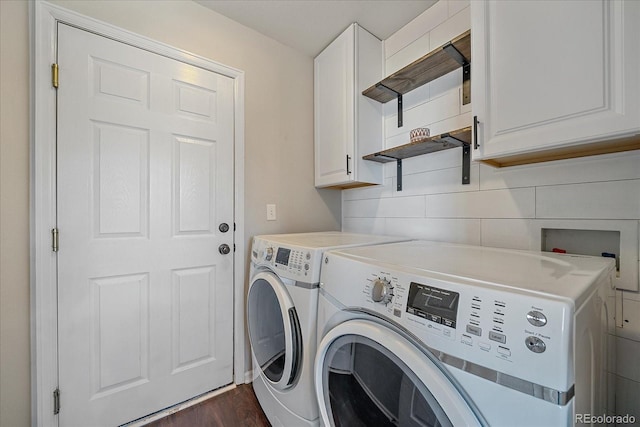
[29,2,246,425]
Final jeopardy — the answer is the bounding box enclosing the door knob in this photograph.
[219,223,230,233]
[219,244,231,255]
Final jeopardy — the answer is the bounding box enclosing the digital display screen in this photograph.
[406,282,459,328]
[275,248,291,266]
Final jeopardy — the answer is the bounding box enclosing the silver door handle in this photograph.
[219,244,231,255]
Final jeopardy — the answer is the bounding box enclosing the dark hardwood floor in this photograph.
[146,384,270,427]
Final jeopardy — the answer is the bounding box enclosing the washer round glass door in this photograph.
[315,319,483,427]
[247,270,302,391]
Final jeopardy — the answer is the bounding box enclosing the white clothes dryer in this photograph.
[247,232,410,426]
[315,240,616,427]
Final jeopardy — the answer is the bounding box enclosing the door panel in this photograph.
[57,23,234,426]
[92,273,150,397]
[94,122,149,237]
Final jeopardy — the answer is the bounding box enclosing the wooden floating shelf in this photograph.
[363,30,471,104]
[363,127,472,163]
[363,127,472,190]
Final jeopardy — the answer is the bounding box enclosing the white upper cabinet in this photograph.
[314,23,383,188]
[471,0,640,166]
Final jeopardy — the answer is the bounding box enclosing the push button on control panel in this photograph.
[489,331,506,344]
[525,336,547,353]
[442,319,456,328]
[428,314,442,324]
[466,324,482,336]
[461,334,473,346]
[497,346,511,357]
[526,310,547,327]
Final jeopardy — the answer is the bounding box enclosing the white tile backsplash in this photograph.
[386,32,431,76]
[619,299,640,342]
[616,337,640,383]
[430,68,464,100]
[384,0,448,59]
[385,89,460,139]
[384,217,481,245]
[397,164,480,196]
[343,196,426,218]
[426,188,536,219]
[342,217,386,235]
[615,376,640,420]
[535,180,640,220]
[384,85,430,115]
[481,219,533,250]
[429,5,471,49]
[344,1,640,418]
[621,287,640,302]
[343,177,394,201]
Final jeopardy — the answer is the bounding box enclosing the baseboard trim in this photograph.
[123,384,237,426]
[244,369,254,384]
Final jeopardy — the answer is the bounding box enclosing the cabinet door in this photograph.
[314,26,355,187]
[472,0,640,162]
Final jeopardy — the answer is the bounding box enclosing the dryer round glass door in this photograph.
[315,319,483,427]
[247,271,302,390]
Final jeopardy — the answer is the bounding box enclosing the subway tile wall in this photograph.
[343,0,640,418]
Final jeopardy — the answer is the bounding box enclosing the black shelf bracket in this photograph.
[375,83,403,127]
[369,152,404,190]
[462,143,471,185]
[443,42,471,105]
[439,134,471,185]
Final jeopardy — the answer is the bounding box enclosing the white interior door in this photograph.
[56,23,235,426]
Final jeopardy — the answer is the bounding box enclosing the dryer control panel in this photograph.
[251,237,321,282]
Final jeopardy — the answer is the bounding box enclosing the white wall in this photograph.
[0,1,341,425]
[343,0,640,418]
[0,2,30,426]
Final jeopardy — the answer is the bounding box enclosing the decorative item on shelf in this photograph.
[410,128,430,144]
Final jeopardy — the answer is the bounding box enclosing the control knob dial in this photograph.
[265,247,274,261]
[371,278,393,304]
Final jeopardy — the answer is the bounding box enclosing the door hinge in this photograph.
[52,228,59,252]
[53,388,60,415]
[51,63,59,89]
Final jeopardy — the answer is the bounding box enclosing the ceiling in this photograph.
[195,0,438,57]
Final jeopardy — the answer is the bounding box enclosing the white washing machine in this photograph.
[315,240,616,427]
[247,232,410,426]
